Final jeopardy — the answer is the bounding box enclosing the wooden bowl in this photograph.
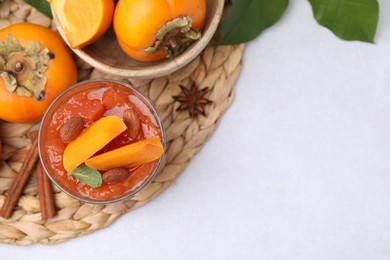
[52,0,225,79]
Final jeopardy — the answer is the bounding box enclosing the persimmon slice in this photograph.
[85,136,164,171]
[63,115,127,172]
[49,0,114,48]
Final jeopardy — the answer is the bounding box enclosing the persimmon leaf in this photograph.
[24,0,53,19]
[218,0,289,45]
[308,0,379,43]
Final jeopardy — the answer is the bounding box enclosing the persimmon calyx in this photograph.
[0,35,52,101]
[144,16,201,58]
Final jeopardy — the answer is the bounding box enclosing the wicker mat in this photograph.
[0,0,244,245]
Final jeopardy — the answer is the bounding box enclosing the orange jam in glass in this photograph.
[39,80,165,203]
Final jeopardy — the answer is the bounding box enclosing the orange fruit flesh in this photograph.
[62,115,127,172]
[49,0,114,49]
[85,136,164,171]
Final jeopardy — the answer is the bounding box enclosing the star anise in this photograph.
[172,83,212,117]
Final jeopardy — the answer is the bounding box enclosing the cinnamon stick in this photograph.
[36,161,56,220]
[0,131,39,219]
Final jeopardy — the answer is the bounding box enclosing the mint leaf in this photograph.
[218,0,289,45]
[308,0,379,43]
[24,0,53,19]
[70,165,103,188]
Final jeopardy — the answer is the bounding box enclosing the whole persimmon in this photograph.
[0,23,77,123]
[113,0,206,62]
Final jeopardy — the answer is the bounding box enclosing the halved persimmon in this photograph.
[49,0,114,49]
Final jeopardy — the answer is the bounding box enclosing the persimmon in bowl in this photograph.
[50,0,225,79]
[38,79,165,204]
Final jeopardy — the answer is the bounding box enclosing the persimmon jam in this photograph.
[39,80,164,203]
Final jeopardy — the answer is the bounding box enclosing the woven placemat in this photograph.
[0,0,244,245]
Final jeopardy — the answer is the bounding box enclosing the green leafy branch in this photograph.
[218,0,379,44]
[25,0,380,45]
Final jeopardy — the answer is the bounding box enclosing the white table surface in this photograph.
[3,1,390,259]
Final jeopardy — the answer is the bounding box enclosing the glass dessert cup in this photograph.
[38,79,165,204]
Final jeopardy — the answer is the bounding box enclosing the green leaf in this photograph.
[70,165,103,188]
[218,0,289,45]
[24,0,53,19]
[308,0,379,43]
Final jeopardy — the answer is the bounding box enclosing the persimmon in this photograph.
[49,0,114,49]
[113,0,206,61]
[0,23,77,123]
[85,136,164,171]
[62,115,127,172]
